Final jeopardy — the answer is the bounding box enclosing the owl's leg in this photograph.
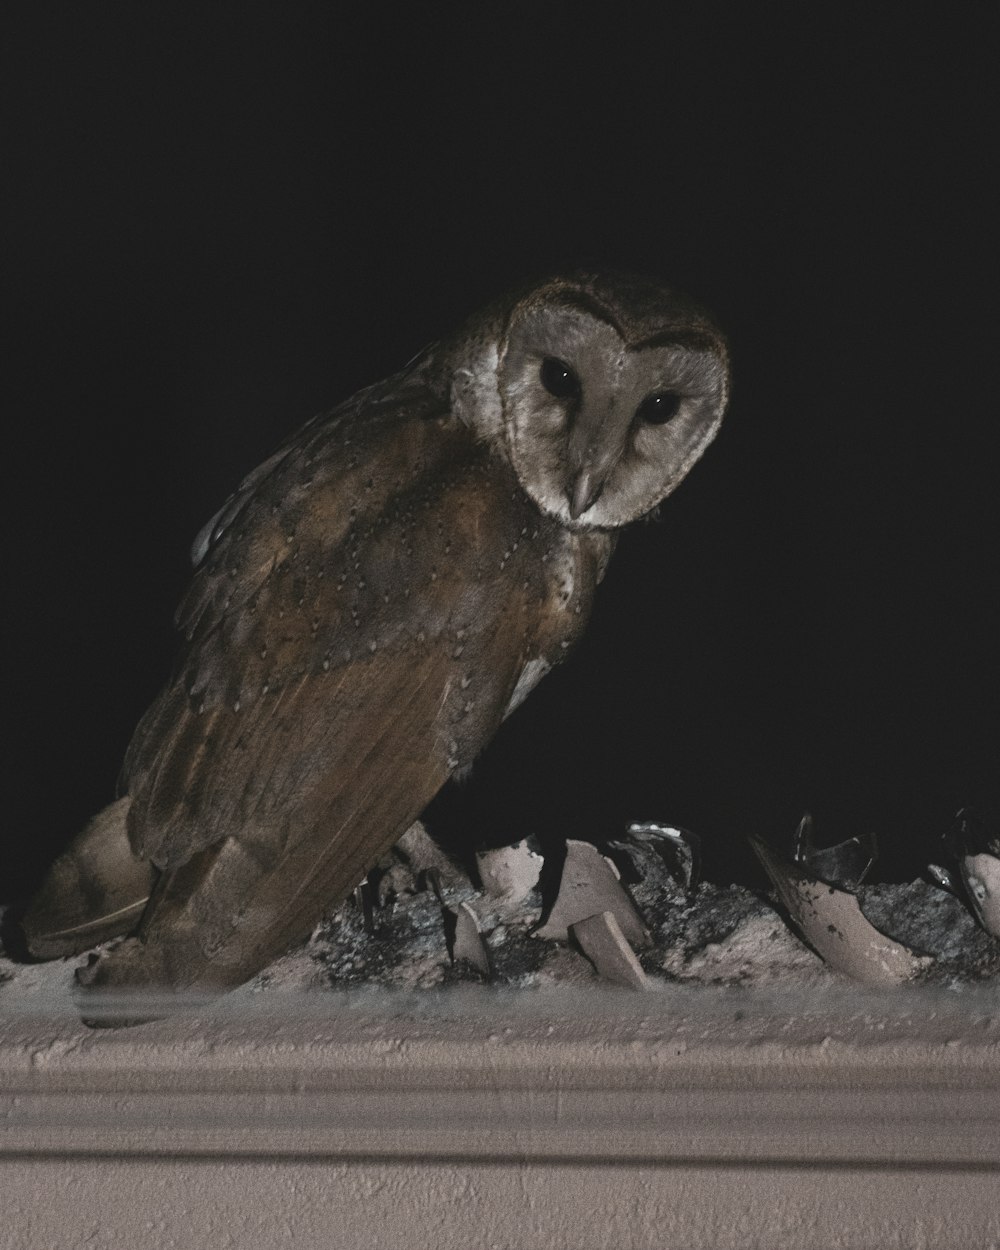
[21,797,156,958]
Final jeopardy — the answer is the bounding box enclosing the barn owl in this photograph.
[22,269,730,1005]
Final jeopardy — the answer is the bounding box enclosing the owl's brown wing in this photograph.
[59,371,593,996]
[85,631,518,997]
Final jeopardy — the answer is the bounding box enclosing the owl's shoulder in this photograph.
[175,367,455,644]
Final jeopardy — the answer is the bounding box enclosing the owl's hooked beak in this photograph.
[568,466,605,520]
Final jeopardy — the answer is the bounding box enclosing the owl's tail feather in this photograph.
[21,796,156,959]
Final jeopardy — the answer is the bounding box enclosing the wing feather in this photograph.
[85,594,531,992]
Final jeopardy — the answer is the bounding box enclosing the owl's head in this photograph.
[446,270,730,529]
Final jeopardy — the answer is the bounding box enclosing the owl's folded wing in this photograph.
[26,383,551,996]
[80,622,525,996]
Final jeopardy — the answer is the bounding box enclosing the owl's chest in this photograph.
[315,448,600,668]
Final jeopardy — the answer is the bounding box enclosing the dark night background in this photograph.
[2,6,997,904]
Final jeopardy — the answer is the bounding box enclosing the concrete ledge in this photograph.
[2,985,1000,1248]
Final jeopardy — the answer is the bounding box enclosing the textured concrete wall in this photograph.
[2,986,999,1249]
[6,1158,999,1250]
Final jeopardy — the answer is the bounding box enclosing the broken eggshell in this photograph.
[959,853,1000,938]
[533,840,651,947]
[941,808,1000,939]
[475,840,543,905]
[624,822,702,897]
[927,862,961,896]
[749,835,931,987]
[423,869,492,978]
[792,812,877,891]
[570,910,650,990]
[946,807,1000,859]
[449,901,491,977]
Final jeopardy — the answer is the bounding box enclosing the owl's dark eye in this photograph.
[539,356,580,400]
[636,391,681,424]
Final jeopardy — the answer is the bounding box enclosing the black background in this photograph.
[2,5,997,902]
